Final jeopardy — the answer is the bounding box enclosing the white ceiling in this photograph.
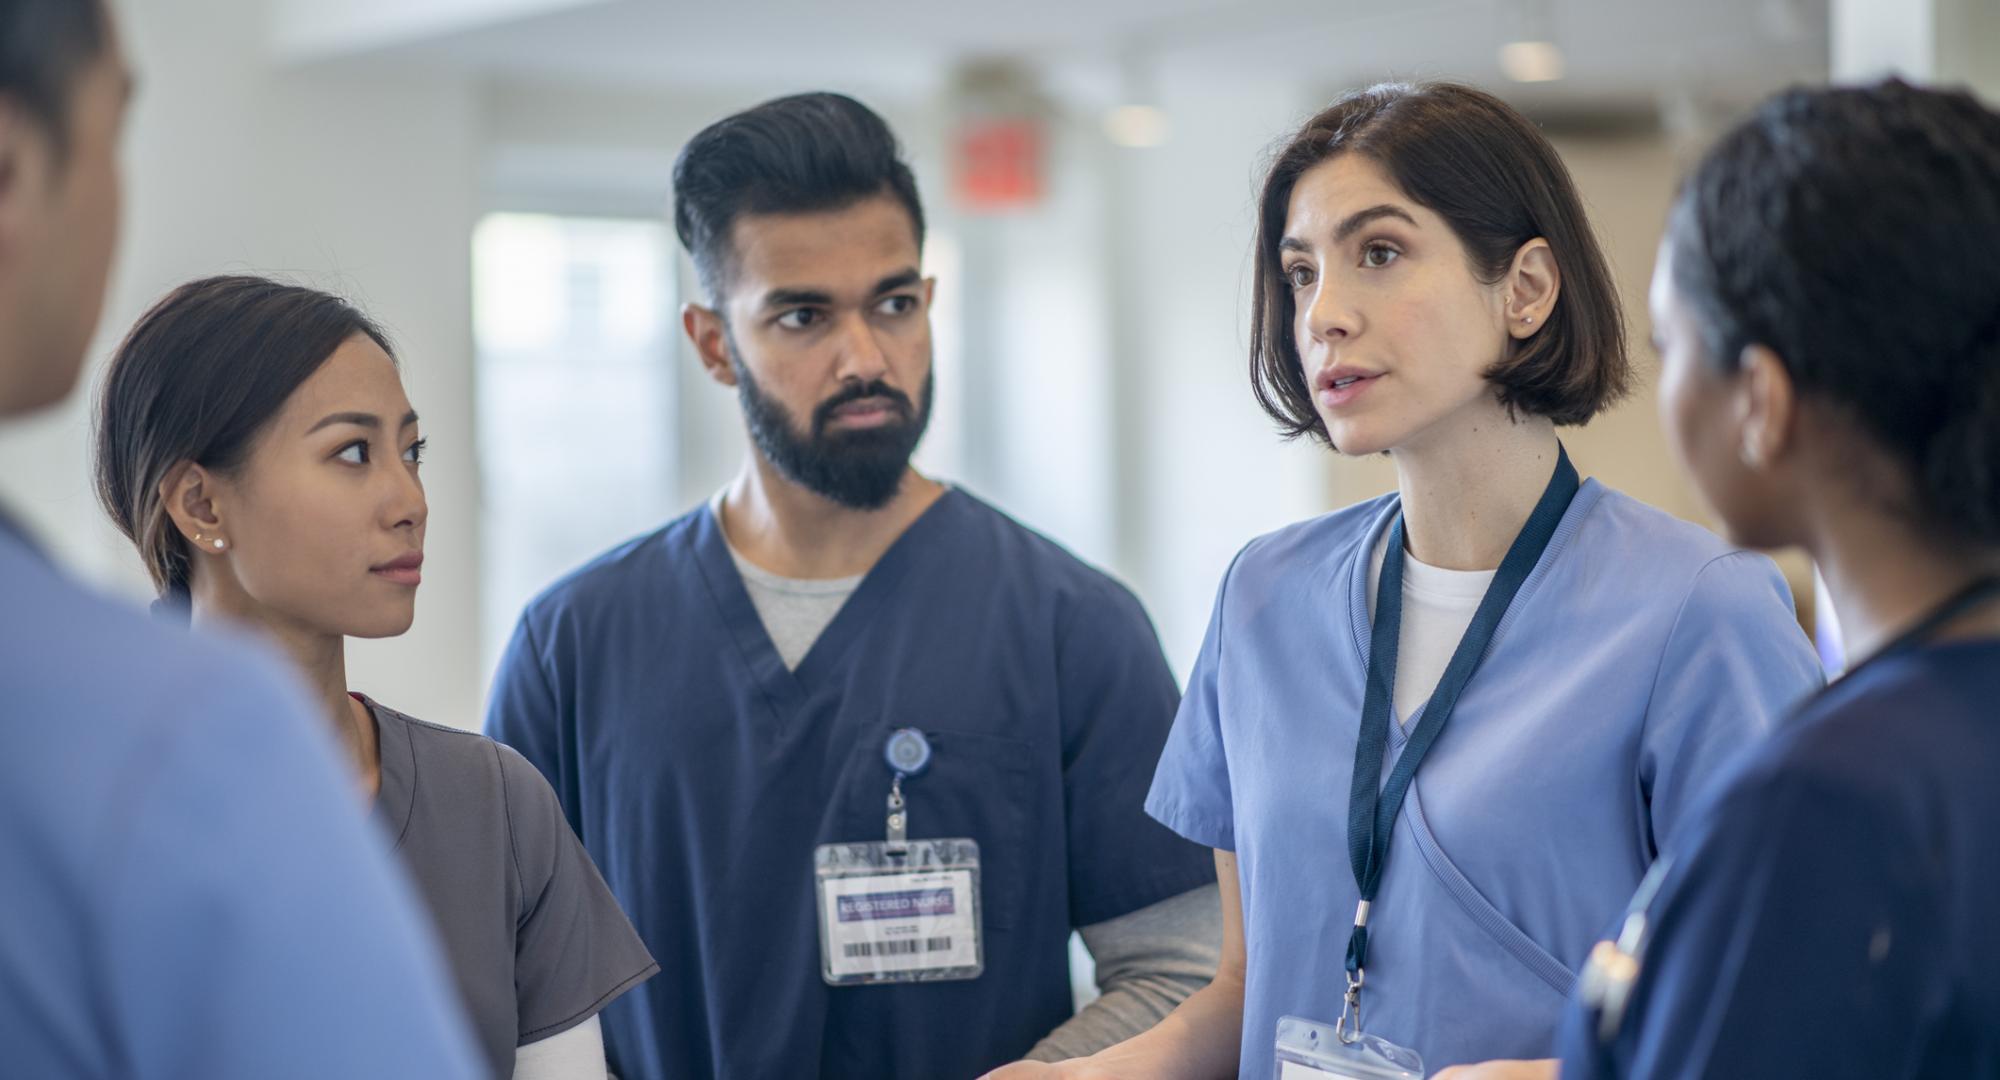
[322,0,1829,112]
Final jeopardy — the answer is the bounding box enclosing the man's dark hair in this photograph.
[1668,78,2000,545]
[672,92,925,302]
[95,275,396,604]
[1249,81,1630,446]
[0,0,109,155]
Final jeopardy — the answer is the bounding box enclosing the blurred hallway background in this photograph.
[5,0,1995,728]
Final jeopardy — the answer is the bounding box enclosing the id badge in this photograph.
[1274,1015,1425,1080]
[813,837,984,985]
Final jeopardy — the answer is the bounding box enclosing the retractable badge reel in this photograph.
[813,728,985,986]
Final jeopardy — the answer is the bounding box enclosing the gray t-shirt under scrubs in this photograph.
[363,695,658,1077]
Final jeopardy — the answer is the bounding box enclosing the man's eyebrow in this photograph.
[871,269,922,295]
[761,287,834,309]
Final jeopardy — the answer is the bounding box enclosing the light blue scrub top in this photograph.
[1145,480,1825,1077]
[0,513,483,1080]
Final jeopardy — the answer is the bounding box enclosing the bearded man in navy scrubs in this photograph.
[486,92,1219,1079]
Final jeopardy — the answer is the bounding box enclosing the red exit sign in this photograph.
[955,117,1043,211]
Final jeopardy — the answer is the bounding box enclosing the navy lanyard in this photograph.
[1338,444,1581,1039]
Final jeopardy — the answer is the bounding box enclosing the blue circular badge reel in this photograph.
[884,727,932,778]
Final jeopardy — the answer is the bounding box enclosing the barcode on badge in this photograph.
[841,936,954,959]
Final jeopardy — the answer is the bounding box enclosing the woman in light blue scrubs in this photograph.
[1004,83,1824,1080]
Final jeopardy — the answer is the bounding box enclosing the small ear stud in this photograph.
[1522,315,1535,324]
[194,533,226,552]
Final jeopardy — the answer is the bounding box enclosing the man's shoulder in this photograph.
[941,489,1150,616]
[1,544,305,743]
[0,544,353,900]
[518,508,704,627]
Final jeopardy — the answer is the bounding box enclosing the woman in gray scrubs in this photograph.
[94,275,659,1080]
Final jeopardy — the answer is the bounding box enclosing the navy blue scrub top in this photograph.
[1559,638,2000,1077]
[486,488,1214,1079]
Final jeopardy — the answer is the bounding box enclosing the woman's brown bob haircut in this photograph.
[1250,82,1630,445]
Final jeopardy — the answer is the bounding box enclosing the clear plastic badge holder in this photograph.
[814,837,984,985]
[816,730,984,986]
[1275,1015,1425,1080]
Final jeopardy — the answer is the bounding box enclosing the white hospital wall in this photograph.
[0,0,1789,732]
[0,0,487,727]
[1103,76,1334,674]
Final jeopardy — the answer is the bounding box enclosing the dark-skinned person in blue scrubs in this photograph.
[1,2,483,1076]
[1440,79,2000,1080]
[484,91,1220,1079]
[94,275,658,1080]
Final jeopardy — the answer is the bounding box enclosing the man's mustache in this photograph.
[812,381,914,433]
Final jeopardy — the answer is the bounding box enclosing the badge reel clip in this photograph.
[812,728,985,986]
[883,727,929,857]
[1275,906,1424,1080]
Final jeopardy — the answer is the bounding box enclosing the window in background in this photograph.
[913,231,967,484]
[473,213,677,681]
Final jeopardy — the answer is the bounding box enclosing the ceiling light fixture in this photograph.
[1104,103,1170,148]
[1499,40,1565,82]
[1104,47,1170,149]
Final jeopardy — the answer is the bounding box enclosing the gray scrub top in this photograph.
[363,695,658,1078]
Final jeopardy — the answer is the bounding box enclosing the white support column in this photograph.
[1832,0,2000,101]
[1816,0,2000,673]
[1936,0,2000,101]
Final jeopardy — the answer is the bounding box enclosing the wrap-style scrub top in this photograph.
[1146,480,1825,1076]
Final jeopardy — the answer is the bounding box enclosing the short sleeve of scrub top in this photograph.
[1558,639,2000,1079]
[1055,569,1217,926]
[1143,481,1825,1076]
[500,743,662,1041]
[367,698,657,1076]
[1141,547,1244,853]
[1630,550,1827,855]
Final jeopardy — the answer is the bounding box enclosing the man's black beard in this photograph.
[733,352,934,511]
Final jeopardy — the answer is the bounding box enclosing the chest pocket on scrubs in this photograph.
[833,727,1033,931]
